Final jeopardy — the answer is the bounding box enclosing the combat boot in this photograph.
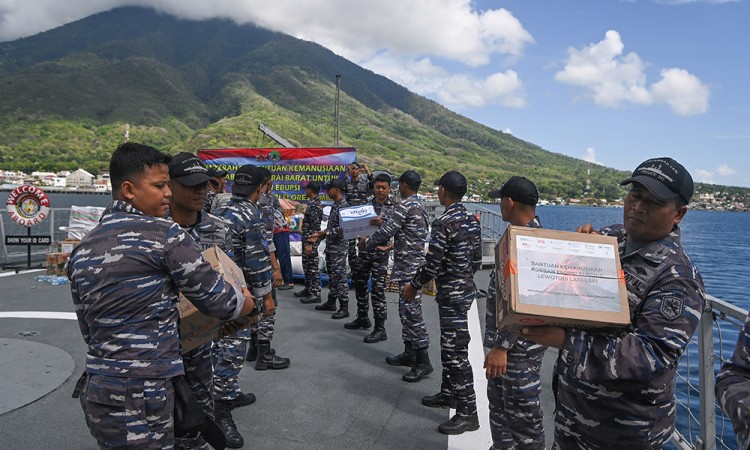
[344,316,372,330]
[315,301,336,311]
[403,348,433,382]
[364,319,387,343]
[245,334,258,362]
[422,391,457,409]
[215,400,244,448]
[332,302,349,319]
[293,288,309,298]
[300,294,321,304]
[386,342,416,366]
[437,413,480,435]
[231,391,256,410]
[255,342,291,370]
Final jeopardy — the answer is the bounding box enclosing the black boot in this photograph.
[344,316,372,329]
[245,334,258,362]
[231,391,256,409]
[300,294,321,304]
[422,391,457,409]
[385,342,416,366]
[332,302,349,319]
[293,288,309,298]
[364,319,387,343]
[315,301,336,311]
[403,348,433,382]
[215,400,244,448]
[255,342,291,370]
[438,413,480,435]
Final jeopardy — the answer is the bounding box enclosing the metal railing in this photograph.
[670,295,747,450]
[1,208,73,266]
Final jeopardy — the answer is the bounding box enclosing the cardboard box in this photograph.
[58,239,80,254]
[178,246,251,353]
[46,252,70,276]
[496,226,630,330]
[339,205,379,240]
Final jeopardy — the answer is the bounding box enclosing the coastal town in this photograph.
[2,168,747,212]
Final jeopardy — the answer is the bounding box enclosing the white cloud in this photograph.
[365,53,526,108]
[555,30,710,116]
[583,147,603,165]
[694,164,737,184]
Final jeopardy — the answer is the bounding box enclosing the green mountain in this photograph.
[0,6,743,202]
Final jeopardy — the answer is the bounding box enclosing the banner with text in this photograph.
[198,148,356,201]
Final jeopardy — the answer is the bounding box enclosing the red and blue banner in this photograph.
[198,147,356,201]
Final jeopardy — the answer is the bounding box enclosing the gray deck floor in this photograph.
[0,267,557,449]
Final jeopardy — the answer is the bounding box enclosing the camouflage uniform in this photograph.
[256,191,280,344]
[67,200,245,449]
[410,202,482,418]
[352,196,394,321]
[203,189,216,214]
[301,196,324,298]
[345,174,373,272]
[485,216,546,450]
[324,197,350,308]
[716,311,750,450]
[553,224,705,450]
[173,211,232,450]
[212,195,273,402]
[366,194,429,349]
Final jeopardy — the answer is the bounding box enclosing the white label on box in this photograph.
[339,205,379,240]
[515,236,622,312]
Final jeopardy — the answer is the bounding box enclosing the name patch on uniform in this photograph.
[660,296,684,320]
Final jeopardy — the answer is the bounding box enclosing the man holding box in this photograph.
[309,178,351,319]
[484,176,547,449]
[213,164,278,448]
[522,157,705,450]
[363,170,431,382]
[67,143,255,449]
[347,173,395,342]
[404,170,482,434]
[168,152,258,450]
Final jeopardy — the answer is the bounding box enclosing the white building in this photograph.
[67,169,95,189]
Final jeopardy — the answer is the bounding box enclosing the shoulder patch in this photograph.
[660,296,684,320]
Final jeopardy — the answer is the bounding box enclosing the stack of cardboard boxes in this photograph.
[45,239,79,276]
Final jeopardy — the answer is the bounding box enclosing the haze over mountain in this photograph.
[0,7,744,201]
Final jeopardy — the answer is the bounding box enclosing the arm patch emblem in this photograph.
[660,296,684,320]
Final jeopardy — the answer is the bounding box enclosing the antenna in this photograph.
[334,75,341,147]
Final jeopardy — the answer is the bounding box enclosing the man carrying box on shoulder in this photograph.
[522,157,705,450]
[484,176,547,449]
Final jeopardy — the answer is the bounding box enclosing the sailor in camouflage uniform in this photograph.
[484,176,547,450]
[248,169,291,370]
[522,157,705,450]
[363,170,430,382]
[202,167,227,213]
[346,173,395,342]
[67,143,254,450]
[405,171,482,435]
[309,178,351,319]
[167,153,256,450]
[344,162,374,273]
[212,164,277,448]
[716,312,750,450]
[298,181,324,304]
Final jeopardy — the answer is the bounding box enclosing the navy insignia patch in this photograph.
[660,296,684,320]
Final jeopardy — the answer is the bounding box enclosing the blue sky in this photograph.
[1,0,747,187]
